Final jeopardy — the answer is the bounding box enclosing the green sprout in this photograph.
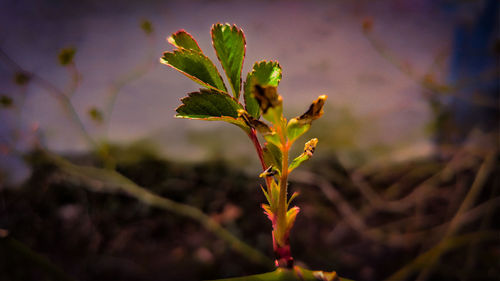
[161,23,341,280]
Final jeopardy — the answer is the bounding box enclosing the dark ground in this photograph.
[0,145,499,281]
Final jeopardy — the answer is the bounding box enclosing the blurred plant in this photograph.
[161,23,348,281]
[0,20,276,280]
[361,7,499,154]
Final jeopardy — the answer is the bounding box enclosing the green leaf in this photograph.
[287,191,299,209]
[286,119,311,143]
[285,206,300,233]
[176,89,248,129]
[263,142,282,172]
[289,138,318,172]
[210,266,352,281]
[167,30,202,52]
[161,49,227,92]
[287,95,327,142]
[211,23,246,99]
[243,61,282,118]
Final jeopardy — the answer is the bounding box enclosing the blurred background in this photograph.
[0,0,498,280]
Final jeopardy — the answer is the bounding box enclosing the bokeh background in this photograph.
[0,0,498,280]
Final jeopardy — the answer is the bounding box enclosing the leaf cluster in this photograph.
[160,22,327,265]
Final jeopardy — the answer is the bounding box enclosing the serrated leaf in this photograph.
[263,142,282,172]
[176,89,248,129]
[287,95,327,142]
[243,61,282,118]
[167,30,202,52]
[211,23,246,99]
[161,49,227,92]
[289,138,318,172]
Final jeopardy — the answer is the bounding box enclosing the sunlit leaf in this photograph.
[288,138,318,172]
[161,49,227,92]
[243,61,282,118]
[287,191,299,209]
[260,186,271,205]
[287,95,327,142]
[211,23,246,99]
[176,89,248,129]
[285,206,300,233]
[263,142,282,172]
[168,30,202,52]
[264,133,282,148]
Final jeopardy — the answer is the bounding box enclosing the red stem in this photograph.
[248,128,272,189]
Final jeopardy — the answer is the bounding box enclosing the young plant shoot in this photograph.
[161,23,327,271]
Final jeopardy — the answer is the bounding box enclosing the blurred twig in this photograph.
[415,150,497,280]
[385,231,499,281]
[102,23,157,136]
[41,150,272,267]
[0,48,96,149]
[362,22,499,109]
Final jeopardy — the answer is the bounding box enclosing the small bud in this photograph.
[304,138,318,157]
[140,20,154,35]
[58,47,76,66]
[259,166,278,178]
[297,95,327,123]
[88,107,103,123]
[362,18,373,33]
[14,72,31,85]
[0,95,13,108]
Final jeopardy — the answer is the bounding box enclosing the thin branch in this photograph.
[415,150,497,280]
[385,231,499,281]
[0,47,96,149]
[42,150,272,266]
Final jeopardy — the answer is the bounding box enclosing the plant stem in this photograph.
[273,120,294,268]
[248,128,272,189]
[277,142,289,244]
